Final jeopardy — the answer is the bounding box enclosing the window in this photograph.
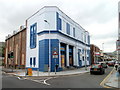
[58,18,62,30]
[30,58,32,66]
[33,57,36,67]
[87,57,89,61]
[84,34,86,42]
[30,23,37,49]
[82,56,84,61]
[73,27,75,37]
[82,49,84,54]
[88,35,90,45]
[56,12,62,30]
[66,23,70,35]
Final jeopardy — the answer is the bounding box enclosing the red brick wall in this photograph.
[4,28,26,69]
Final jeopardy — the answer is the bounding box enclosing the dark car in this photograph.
[107,61,115,66]
[90,64,105,75]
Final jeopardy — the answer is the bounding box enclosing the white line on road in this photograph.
[30,77,54,86]
[43,77,53,86]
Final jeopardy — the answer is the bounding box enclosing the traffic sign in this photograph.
[53,51,58,55]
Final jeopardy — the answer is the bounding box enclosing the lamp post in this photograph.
[84,31,87,70]
[44,20,51,75]
[102,43,104,62]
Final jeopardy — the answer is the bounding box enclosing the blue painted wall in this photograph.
[39,39,60,72]
[39,39,49,72]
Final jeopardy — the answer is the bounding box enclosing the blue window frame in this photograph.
[58,18,62,30]
[73,27,75,37]
[30,58,32,66]
[33,57,36,67]
[66,23,70,35]
[56,12,62,30]
[30,23,37,49]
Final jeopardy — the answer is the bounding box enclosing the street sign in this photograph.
[52,47,58,59]
[28,68,32,76]
[52,51,58,58]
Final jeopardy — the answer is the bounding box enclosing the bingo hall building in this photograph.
[26,6,91,72]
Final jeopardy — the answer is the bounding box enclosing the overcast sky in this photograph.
[0,0,119,52]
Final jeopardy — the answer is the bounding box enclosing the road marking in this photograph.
[43,77,53,86]
[100,68,114,88]
[30,77,54,86]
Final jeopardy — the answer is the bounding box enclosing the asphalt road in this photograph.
[47,67,113,88]
[2,67,113,88]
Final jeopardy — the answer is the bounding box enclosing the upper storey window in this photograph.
[30,23,37,49]
[73,27,75,37]
[66,23,70,35]
[56,12,62,30]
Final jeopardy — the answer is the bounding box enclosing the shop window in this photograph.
[30,23,37,49]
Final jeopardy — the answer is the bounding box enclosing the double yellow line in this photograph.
[100,68,115,88]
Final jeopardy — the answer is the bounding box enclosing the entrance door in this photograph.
[60,43,66,68]
[69,46,73,66]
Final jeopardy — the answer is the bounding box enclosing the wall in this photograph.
[4,28,26,69]
[26,6,91,71]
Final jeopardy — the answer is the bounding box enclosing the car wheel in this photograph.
[90,72,93,75]
[102,70,105,74]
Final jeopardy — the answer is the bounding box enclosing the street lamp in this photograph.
[44,20,51,75]
[84,31,87,70]
[102,43,104,62]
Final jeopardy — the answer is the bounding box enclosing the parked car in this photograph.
[107,61,115,66]
[98,62,108,68]
[90,64,105,75]
[115,61,120,65]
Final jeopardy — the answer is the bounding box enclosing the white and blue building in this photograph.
[26,6,91,72]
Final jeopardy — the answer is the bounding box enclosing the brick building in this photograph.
[90,44,101,64]
[4,26,26,69]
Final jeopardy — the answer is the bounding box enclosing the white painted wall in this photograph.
[26,6,90,68]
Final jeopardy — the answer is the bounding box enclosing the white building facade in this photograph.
[26,6,91,72]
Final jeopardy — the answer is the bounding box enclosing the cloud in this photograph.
[0,0,119,52]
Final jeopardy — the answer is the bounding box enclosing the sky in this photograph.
[0,0,119,52]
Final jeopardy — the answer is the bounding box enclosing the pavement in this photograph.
[104,67,120,89]
[2,66,90,77]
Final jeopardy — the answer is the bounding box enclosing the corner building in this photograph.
[26,6,90,72]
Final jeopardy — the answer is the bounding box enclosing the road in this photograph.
[2,67,113,88]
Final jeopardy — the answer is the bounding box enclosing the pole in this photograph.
[44,20,51,76]
[85,48,87,70]
[48,22,51,76]
[102,43,104,62]
[55,59,56,74]
[85,31,87,70]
